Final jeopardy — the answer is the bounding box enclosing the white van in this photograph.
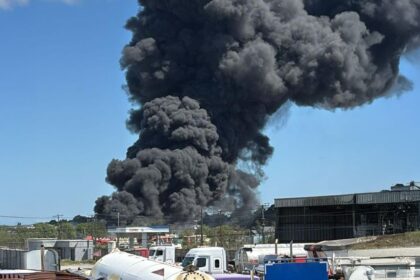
[182,247,227,274]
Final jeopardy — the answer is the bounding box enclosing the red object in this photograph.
[293,256,307,263]
[130,247,149,258]
[85,235,113,245]
[93,250,102,257]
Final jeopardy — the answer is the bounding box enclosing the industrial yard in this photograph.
[2,183,420,279]
[2,231,420,279]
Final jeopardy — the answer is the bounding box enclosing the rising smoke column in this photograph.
[95,0,420,224]
[96,96,230,223]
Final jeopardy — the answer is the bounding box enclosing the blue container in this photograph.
[265,262,328,280]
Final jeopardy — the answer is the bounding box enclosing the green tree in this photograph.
[0,227,15,247]
[58,222,76,239]
[179,224,249,250]
[207,225,248,249]
[76,221,107,239]
[33,223,57,238]
[72,215,90,224]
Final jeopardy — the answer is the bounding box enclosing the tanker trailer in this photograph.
[91,249,214,280]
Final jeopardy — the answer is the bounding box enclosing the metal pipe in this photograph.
[274,239,278,255]
[289,240,293,262]
[40,245,45,271]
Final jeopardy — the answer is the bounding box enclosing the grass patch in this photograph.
[61,259,96,265]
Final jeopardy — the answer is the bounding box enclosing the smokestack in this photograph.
[95,0,420,224]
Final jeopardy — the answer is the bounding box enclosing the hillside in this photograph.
[350,231,420,249]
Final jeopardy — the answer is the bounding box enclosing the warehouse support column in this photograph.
[129,236,135,249]
[275,207,279,242]
[352,203,356,237]
[303,207,306,242]
[418,202,420,230]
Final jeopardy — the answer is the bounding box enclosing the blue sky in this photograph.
[0,0,419,225]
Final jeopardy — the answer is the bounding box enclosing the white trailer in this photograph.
[233,243,307,273]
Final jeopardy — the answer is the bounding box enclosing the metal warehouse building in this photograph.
[274,182,420,242]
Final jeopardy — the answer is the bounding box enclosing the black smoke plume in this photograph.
[95,0,420,224]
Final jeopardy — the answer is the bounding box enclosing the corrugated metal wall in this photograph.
[275,206,354,242]
[276,205,420,242]
[356,191,420,204]
[275,194,354,208]
[0,248,25,269]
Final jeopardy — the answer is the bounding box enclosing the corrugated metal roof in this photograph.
[356,190,420,204]
[275,190,420,208]
[275,194,354,208]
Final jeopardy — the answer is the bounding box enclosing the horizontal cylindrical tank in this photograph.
[91,250,214,280]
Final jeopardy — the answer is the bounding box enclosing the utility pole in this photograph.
[218,210,223,247]
[112,208,120,227]
[92,215,97,246]
[56,214,63,239]
[200,207,204,246]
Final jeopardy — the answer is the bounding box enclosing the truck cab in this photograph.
[182,247,226,274]
[148,244,176,263]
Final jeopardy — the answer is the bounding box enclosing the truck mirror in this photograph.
[183,264,198,272]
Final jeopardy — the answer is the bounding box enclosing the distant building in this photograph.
[26,239,93,261]
[275,182,420,242]
[107,226,170,248]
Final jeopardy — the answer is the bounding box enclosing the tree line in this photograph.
[0,205,276,250]
[0,215,107,249]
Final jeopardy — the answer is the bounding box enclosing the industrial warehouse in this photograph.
[275,182,420,242]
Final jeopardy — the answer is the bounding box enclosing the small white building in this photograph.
[26,238,94,261]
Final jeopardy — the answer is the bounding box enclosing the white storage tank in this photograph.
[91,250,214,280]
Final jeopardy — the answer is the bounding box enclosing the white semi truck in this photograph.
[182,247,227,274]
[148,245,228,274]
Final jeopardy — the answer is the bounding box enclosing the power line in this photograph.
[0,214,55,219]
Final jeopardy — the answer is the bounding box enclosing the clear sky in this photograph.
[0,0,419,225]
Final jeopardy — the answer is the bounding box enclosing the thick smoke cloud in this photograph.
[96,0,420,223]
[97,96,231,223]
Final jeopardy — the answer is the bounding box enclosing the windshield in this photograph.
[182,257,195,267]
[149,250,156,256]
[263,255,278,263]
